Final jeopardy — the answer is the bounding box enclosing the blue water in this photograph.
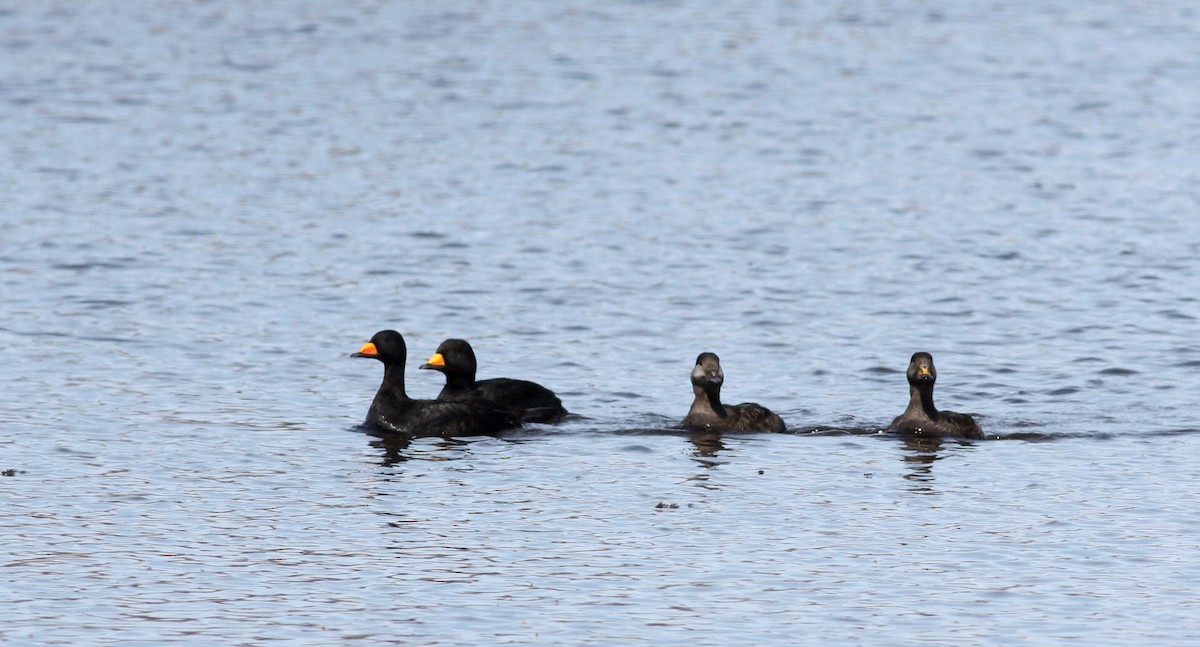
[4,1,1200,644]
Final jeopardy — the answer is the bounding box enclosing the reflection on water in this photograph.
[688,430,726,464]
[365,431,485,466]
[899,435,945,492]
[366,430,413,467]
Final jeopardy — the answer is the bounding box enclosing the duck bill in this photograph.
[419,352,446,371]
[351,342,378,358]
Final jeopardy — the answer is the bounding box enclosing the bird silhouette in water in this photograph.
[419,338,567,423]
[890,352,983,439]
[351,330,523,437]
[682,352,786,432]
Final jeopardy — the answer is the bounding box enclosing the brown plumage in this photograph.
[890,352,983,439]
[682,352,786,433]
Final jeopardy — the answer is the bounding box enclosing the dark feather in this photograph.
[890,352,983,439]
[682,352,786,433]
[422,339,567,423]
[352,330,523,437]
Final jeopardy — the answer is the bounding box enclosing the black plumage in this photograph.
[890,352,983,439]
[682,352,786,433]
[419,338,567,423]
[351,330,523,437]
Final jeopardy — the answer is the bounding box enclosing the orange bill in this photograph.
[425,352,446,367]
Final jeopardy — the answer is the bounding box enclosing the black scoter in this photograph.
[419,338,567,423]
[890,352,983,439]
[351,330,523,437]
[682,352,786,433]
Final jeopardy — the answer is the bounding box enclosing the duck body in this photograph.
[683,400,786,433]
[890,352,983,439]
[353,330,523,437]
[681,352,786,433]
[420,338,567,423]
[363,386,523,437]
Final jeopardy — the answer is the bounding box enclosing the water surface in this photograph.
[3,1,1200,644]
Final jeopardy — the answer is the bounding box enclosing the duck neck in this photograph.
[441,369,476,395]
[691,384,727,418]
[907,382,937,419]
[381,361,410,400]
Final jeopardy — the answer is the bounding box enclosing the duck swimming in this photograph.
[682,352,786,433]
[351,330,523,437]
[890,352,983,439]
[419,338,567,423]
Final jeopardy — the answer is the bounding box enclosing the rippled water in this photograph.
[4,1,1200,644]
